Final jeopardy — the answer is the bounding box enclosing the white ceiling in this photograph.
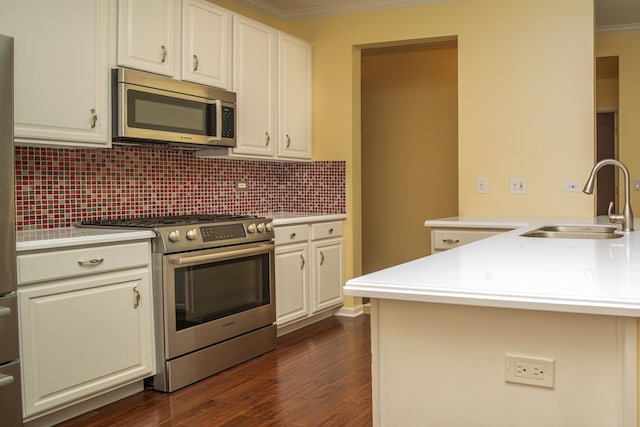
[237,0,640,32]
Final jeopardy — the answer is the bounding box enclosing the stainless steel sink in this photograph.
[520,225,623,239]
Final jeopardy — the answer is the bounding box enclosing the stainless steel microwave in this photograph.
[112,68,236,148]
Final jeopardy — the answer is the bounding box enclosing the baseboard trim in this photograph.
[336,304,365,318]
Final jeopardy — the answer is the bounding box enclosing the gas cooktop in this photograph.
[79,214,259,228]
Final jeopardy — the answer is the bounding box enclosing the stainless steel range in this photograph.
[80,214,276,392]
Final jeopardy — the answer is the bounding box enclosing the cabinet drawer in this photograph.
[274,225,309,245]
[17,242,150,285]
[311,221,343,240]
[431,229,503,251]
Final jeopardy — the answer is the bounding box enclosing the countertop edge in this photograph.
[17,229,157,252]
[343,283,640,317]
[269,213,347,225]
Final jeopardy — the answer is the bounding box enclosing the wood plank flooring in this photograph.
[59,315,372,427]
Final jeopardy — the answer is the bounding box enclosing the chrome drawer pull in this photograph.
[133,287,140,309]
[0,373,15,388]
[442,239,460,244]
[328,228,334,234]
[77,258,104,267]
[290,232,296,239]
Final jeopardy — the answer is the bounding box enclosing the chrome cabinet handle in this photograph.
[328,228,334,234]
[0,306,10,317]
[160,45,167,63]
[300,254,305,270]
[286,134,291,148]
[442,238,460,244]
[290,232,296,239]
[193,54,199,71]
[77,258,104,267]
[90,109,97,129]
[0,373,15,388]
[320,251,325,266]
[133,287,140,309]
[265,131,270,146]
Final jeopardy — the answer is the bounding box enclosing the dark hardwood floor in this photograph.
[59,315,372,427]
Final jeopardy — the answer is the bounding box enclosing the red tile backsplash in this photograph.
[15,145,346,230]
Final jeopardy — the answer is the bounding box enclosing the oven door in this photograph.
[163,242,275,360]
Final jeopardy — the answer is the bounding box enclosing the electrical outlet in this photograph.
[505,354,555,388]
[565,181,582,192]
[634,179,640,191]
[236,181,248,190]
[510,178,527,194]
[476,177,488,193]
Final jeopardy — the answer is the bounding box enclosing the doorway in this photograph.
[361,40,458,274]
[595,56,619,215]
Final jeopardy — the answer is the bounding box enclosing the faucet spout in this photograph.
[583,159,634,232]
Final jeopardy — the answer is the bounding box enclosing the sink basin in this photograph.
[520,225,623,239]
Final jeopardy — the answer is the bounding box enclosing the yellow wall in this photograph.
[596,32,640,215]
[212,0,596,296]
[361,43,458,272]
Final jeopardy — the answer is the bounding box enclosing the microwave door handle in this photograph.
[206,99,222,141]
[169,244,273,266]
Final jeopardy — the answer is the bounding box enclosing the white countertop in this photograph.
[16,213,345,252]
[345,216,640,317]
[265,212,347,225]
[17,227,156,252]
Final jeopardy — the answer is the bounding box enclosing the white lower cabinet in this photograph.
[274,221,344,333]
[430,227,511,254]
[17,241,155,420]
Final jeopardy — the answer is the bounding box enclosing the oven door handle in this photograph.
[169,244,274,266]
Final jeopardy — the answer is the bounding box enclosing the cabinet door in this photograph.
[311,238,343,313]
[19,270,154,417]
[0,0,114,147]
[117,0,178,77]
[231,15,277,157]
[182,0,231,89]
[278,33,312,160]
[275,243,309,325]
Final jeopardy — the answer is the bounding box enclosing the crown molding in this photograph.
[235,0,456,20]
[596,23,640,34]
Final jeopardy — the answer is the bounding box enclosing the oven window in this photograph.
[127,89,212,135]
[174,253,270,331]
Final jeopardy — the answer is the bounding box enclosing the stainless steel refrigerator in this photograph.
[0,34,22,427]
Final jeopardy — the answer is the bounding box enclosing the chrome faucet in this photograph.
[583,158,634,232]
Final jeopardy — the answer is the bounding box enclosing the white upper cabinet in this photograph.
[181,0,231,89]
[0,0,115,148]
[117,0,231,89]
[117,0,179,77]
[278,33,312,160]
[227,24,312,161]
[231,15,277,157]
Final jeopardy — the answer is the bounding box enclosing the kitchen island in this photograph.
[344,217,640,427]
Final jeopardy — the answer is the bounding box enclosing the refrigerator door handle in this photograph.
[0,373,15,388]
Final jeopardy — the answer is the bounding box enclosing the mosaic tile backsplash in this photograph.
[15,145,346,230]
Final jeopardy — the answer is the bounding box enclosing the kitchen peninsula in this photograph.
[344,216,640,427]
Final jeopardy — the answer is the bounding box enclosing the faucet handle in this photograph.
[607,201,624,225]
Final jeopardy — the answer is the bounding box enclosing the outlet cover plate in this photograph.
[505,353,555,388]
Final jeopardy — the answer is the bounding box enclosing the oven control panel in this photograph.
[155,219,274,253]
[201,224,246,242]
